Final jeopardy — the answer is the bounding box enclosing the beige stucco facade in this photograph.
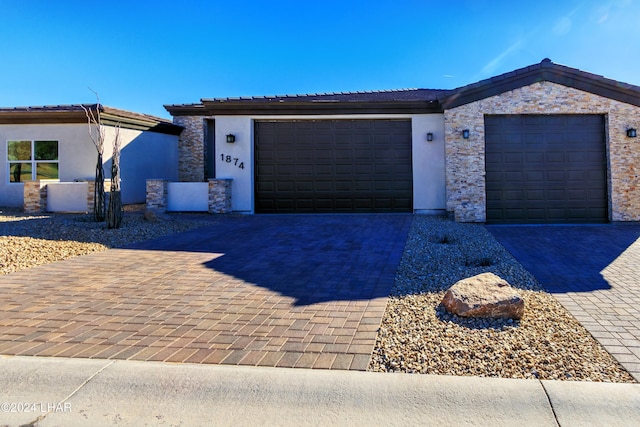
[445,81,640,222]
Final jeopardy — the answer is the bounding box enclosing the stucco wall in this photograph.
[103,126,179,204]
[1,123,179,208]
[445,81,640,222]
[175,114,447,213]
[0,124,95,207]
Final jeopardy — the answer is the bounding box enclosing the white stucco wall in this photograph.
[103,126,179,204]
[411,114,446,212]
[0,123,179,208]
[0,124,96,207]
[211,114,446,213]
[214,117,254,212]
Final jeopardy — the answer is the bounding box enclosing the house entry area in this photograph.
[254,119,413,213]
[485,114,608,224]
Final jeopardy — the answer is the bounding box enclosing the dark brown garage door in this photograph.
[485,115,607,224]
[255,120,412,213]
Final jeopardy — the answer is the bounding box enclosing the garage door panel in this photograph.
[485,114,607,223]
[315,181,333,191]
[523,171,545,181]
[525,152,545,163]
[526,190,545,201]
[255,120,412,213]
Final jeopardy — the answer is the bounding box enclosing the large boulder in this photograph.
[441,272,525,320]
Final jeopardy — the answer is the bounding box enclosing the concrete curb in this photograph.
[0,356,638,426]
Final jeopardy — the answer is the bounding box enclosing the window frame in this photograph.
[7,139,60,184]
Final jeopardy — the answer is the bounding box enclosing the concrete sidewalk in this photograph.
[1,356,639,427]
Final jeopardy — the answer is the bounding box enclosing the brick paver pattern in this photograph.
[0,214,412,371]
[489,224,640,382]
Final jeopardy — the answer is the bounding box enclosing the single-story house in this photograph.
[165,59,640,224]
[0,105,182,209]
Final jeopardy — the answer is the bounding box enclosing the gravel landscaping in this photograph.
[0,208,635,382]
[369,215,635,382]
[0,206,211,275]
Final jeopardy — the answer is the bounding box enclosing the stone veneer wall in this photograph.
[174,116,205,182]
[23,181,48,213]
[208,179,232,213]
[445,81,640,222]
[145,179,168,212]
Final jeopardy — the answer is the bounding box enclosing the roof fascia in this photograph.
[0,109,182,135]
[167,101,443,116]
[441,63,640,109]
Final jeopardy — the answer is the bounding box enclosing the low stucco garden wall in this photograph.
[146,179,232,214]
[23,180,111,214]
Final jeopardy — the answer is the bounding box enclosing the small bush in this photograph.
[465,257,494,267]
[434,234,454,244]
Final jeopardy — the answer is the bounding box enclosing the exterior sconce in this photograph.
[226,134,236,143]
[627,128,637,138]
[462,129,470,139]
[427,132,434,141]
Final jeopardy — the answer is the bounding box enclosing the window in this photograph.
[7,140,59,183]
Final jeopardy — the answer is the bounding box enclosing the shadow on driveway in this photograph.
[487,224,640,293]
[126,214,413,306]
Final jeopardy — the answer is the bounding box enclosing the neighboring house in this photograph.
[0,105,182,208]
[165,59,640,224]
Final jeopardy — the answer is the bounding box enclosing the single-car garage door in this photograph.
[485,114,607,224]
[255,120,412,213]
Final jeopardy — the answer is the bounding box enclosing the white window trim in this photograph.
[6,139,59,184]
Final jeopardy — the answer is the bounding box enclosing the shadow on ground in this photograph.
[126,214,413,306]
[488,224,640,293]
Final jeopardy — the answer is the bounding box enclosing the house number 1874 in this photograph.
[220,154,245,169]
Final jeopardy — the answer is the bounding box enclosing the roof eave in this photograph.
[441,61,640,109]
[0,105,183,135]
[167,100,443,116]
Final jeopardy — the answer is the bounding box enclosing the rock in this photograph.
[441,272,525,319]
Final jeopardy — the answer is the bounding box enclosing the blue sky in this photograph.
[1,0,639,118]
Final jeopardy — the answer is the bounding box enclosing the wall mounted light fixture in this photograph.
[427,132,434,141]
[462,129,470,139]
[627,128,637,138]
[226,134,236,143]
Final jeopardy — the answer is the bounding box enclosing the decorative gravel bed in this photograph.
[0,206,211,275]
[369,215,636,382]
[0,209,634,382]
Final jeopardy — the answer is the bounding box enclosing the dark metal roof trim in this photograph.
[166,60,640,117]
[197,100,442,115]
[165,89,451,116]
[440,59,640,109]
[0,104,183,135]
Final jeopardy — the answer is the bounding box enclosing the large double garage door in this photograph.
[485,115,608,224]
[255,120,412,213]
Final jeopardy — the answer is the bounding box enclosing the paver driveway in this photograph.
[0,214,412,370]
[488,224,640,381]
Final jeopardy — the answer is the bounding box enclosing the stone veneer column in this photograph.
[86,180,95,214]
[173,116,205,182]
[23,181,48,213]
[146,179,168,212]
[445,81,640,222]
[208,179,232,213]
